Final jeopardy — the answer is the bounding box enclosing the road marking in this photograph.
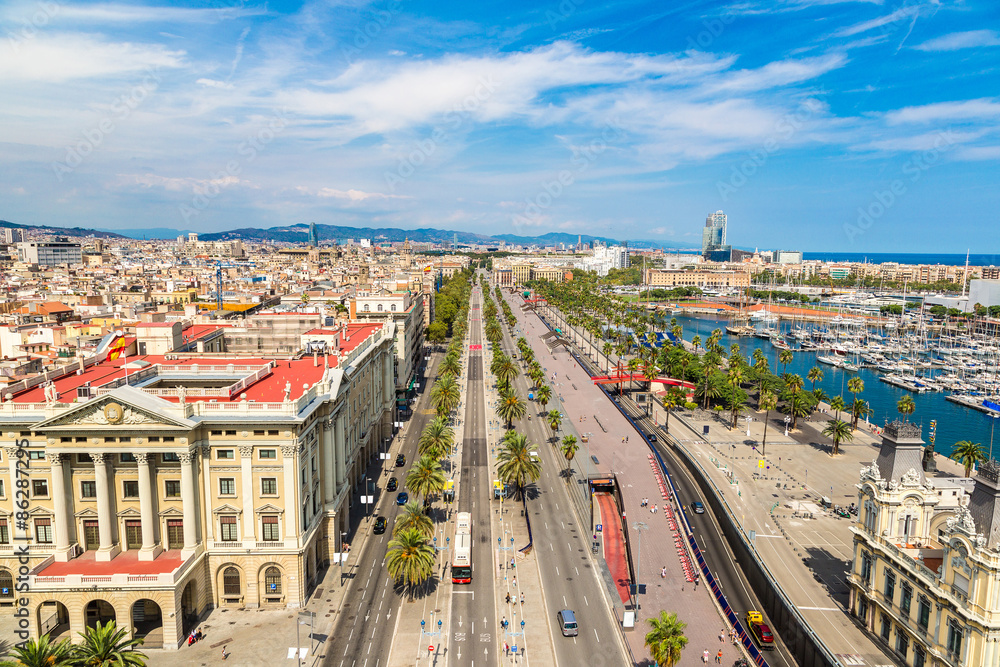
[584,595,589,606]
[594,629,600,642]
[555,566,559,575]
[798,606,840,611]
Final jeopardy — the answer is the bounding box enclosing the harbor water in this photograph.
[669,314,1000,460]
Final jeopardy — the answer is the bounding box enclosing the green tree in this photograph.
[560,435,579,482]
[787,391,813,430]
[727,390,747,430]
[849,398,873,431]
[496,431,542,499]
[0,634,75,667]
[418,417,454,460]
[952,440,986,477]
[662,387,686,434]
[536,385,552,414]
[547,409,563,440]
[778,348,793,374]
[822,418,854,456]
[427,321,448,343]
[386,528,436,600]
[394,502,434,538]
[847,376,865,397]
[439,354,462,379]
[830,395,846,422]
[807,366,823,391]
[405,454,447,505]
[897,395,916,421]
[758,389,778,457]
[496,391,526,429]
[644,611,688,667]
[430,375,461,418]
[72,620,148,667]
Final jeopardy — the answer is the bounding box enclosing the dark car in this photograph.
[396,491,409,505]
[692,501,705,514]
[373,516,387,534]
[647,434,657,442]
[395,454,406,467]
[387,477,398,491]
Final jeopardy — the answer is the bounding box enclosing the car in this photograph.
[373,516,387,534]
[692,501,705,514]
[395,454,406,467]
[387,477,398,491]
[396,491,409,505]
[647,434,657,442]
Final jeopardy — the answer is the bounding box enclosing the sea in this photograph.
[802,252,1000,267]
[665,313,1000,460]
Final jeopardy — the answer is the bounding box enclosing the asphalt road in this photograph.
[449,284,499,667]
[322,350,442,667]
[498,290,627,667]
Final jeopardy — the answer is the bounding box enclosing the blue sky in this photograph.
[1,0,998,251]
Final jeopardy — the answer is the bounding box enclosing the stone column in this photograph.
[322,418,336,503]
[200,445,213,542]
[92,452,120,562]
[239,446,255,542]
[135,453,161,561]
[47,454,72,562]
[334,414,346,489]
[179,450,199,558]
[282,445,298,539]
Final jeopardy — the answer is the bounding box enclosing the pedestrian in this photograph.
[510,557,515,570]
[520,591,525,605]
[505,642,510,656]
[222,646,229,660]
[506,592,511,604]
[661,566,667,578]
[716,649,723,663]
[501,616,507,629]
[702,649,709,663]
[512,576,517,588]
[720,629,725,642]
[626,436,629,443]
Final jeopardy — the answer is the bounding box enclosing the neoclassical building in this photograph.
[0,321,395,649]
[849,420,1000,667]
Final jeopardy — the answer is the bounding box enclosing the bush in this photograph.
[684,401,699,410]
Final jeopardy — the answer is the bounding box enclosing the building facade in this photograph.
[849,421,1000,667]
[644,268,750,289]
[16,241,83,267]
[0,322,395,650]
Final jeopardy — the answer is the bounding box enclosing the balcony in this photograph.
[28,549,194,590]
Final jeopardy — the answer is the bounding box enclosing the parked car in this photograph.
[387,477,398,491]
[373,516,387,534]
[396,491,409,505]
[395,454,406,467]
[692,501,705,514]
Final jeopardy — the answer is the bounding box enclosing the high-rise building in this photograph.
[308,222,319,247]
[702,210,732,261]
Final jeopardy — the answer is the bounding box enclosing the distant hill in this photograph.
[200,223,495,244]
[98,227,193,240]
[0,219,125,239]
[492,232,621,246]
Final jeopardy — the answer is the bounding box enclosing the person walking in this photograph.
[702,649,709,663]
[501,616,507,629]
[512,576,517,588]
[520,591,525,605]
[716,649,723,663]
[222,646,229,660]
[506,592,511,605]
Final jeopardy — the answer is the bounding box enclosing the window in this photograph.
[864,498,878,532]
[880,614,891,641]
[211,430,222,436]
[259,449,276,460]
[946,620,963,655]
[35,518,52,544]
[125,520,142,549]
[884,570,895,601]
[0,518,8,544]
[390,303,397,312]
[858,598,868,624]
[80,481,97,498]
[225,431,236,436]
[953,573,969,597]
[895,629,908,658]
[122,480,139,498]
[254,430,265,437]
[217,449,234,460]
[377,303,383,311]
[914,644,926,667]
[120,453,136,463]
[860,552,873,584]
[166,519,183,549]
[77,453,92,463]
[219,515,238,541]
[268,430,279,436]
[164,480,181,498]
[917,595,930,629]
[32,479,49,497]
[162,452,179,462]
[219,478,236,496]
[0,479,4,498]
[264,565,282,594]
[262,516,279,541]
[363,304,370,312]
[900,581,912,616]
[261,478,277,495]
[223,566,241,596]
[28,450,45,460]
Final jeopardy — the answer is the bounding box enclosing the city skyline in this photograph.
[1,1,999,251]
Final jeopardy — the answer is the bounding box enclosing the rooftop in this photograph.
[36,549,184,577]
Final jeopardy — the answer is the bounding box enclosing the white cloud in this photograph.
[954,146,1000,161]
[701,53,847,94]
[913,30,1000,52]
[835,7,918,38]
[197,78,235,89]
[0,33,184,82]
[315,187,406,201]
[0,3,268,24]
[885,99,1000,125]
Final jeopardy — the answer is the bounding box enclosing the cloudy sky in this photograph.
[1,0,998,251]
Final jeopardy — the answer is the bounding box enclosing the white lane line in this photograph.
[594,629,600,642]
[584,595,589,606]
[555,566,559,576]
[798,606,840,611]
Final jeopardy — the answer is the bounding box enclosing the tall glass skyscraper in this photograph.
[702,210,731,260]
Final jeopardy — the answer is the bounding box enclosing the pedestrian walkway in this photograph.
[594,492,630,605]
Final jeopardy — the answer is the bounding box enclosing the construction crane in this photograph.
[215,261,257,312]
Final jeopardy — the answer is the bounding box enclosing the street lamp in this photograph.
[784,416,791,437]
[745,416,752,438]
[631,520,648,602]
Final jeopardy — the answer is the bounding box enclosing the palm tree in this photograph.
[849,398,873,431]
[830,395,846,421]
[847,376,865,398]
[641,357,660,393]
[784,373,804,395]
[787,391,812,430]
[73,620,148,667]
[536,385,552,414]
[560,435,579,482]
[496,431,542,499]
[691,334,701,350]
[644,611,688,667]
[0,634,75,667]
[897,395,916,421]
[439,354,461,379]
[386,528,436,599]
[952,440,986,477]
[418,417,454,460]
[812,387,829,405]
[778,348,793,375]
[547,409,563,441]
[758,389,778,457]
[496,391,526,429]
[394,502,434,538]
[405,455,447,505]
[626,357,641,392]
[822,418,854,456]
[494,356,518,390]
[430,375,461,418]
[727,391,747,429]
[662,387,686,434]
[807,366,823,391]
[601,342,613,372]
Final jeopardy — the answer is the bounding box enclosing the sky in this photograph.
[1,0,998,251]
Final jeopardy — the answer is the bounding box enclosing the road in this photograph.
[322,350,442,667]
[495,287,627,667]
[449,283,499,667]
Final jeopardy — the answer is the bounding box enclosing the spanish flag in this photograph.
[107,334,128,361]
[423,266,432,273]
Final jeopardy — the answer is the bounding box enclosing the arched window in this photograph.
[363,304,370,312]
[264,566,282,595]
[377,304,383,312]
[0,569,12,599]
[223,567,241,596]
[390,304,396,312]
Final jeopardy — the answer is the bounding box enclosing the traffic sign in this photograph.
[596,524,603,532]
[758,460,765,469]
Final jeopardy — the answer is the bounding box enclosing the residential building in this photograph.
[16,241,83,266]
[351,290,424,393]
[644,268,750,289]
